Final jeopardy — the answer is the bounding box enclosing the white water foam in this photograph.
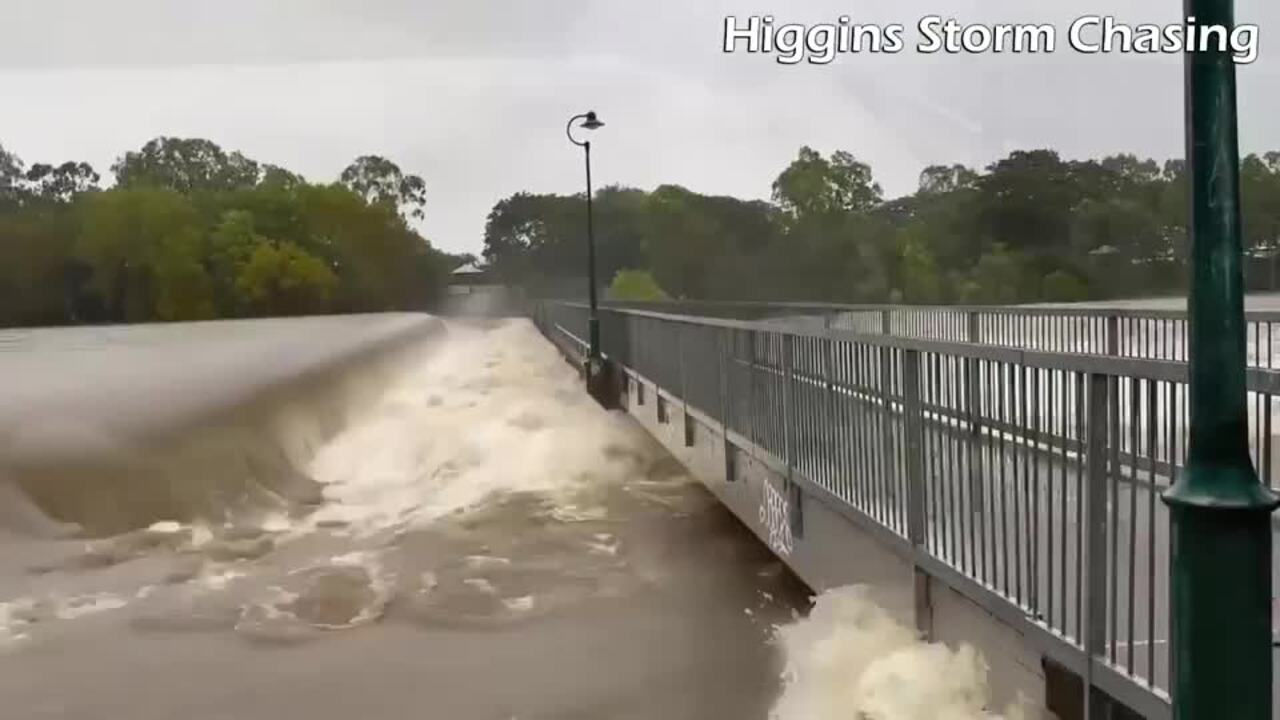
[771,586,1037,720]
[0,318,662,657]
[0,599,35,648]
[303,320,648,535]
[242,553,394,633]
[0,591,130,648]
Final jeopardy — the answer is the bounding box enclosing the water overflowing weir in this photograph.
[0,315,819,719]
[0,311,1063,718]
[0,314,442,537]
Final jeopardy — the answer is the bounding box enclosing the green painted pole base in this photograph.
[1165,487,1276,719]
[588,315,601,362]
[584,355,619,410]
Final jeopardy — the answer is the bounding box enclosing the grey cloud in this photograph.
[3,1,595,68]
[1,0,1278,254]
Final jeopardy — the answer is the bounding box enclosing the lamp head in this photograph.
[580,111,604,130]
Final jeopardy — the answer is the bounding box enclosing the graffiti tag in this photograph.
[759,478,793,556]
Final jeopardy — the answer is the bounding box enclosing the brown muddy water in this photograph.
[0,316,1035,720]
[0,316,811,720]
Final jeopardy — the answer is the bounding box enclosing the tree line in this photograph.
[0,137,460,327]
[483,147,1280,304]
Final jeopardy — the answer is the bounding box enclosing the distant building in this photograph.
[443,262,523,317]
[447,263,496,296]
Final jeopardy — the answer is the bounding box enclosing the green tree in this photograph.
[974,150,1081,262]
[959,244,1026,304]
[449,253,479,269]
[482,191,581,293]
[607,269,670,301]
[258,164,305,191]
[0,139,452,327]
[1242,153,1280,288]
[16,131,1280,327]
[75,188,202,321]
[151,228,216,320]
[113,137,260,194]
[918,164,977,195]
[642,186,782,299]
[898,236,943,303]
[771,147,882,220]
[25,161,100,202]
[236,241,338,316]
[205,210,264,314]
[1041,270,1089,302]
[340,155,427,220]
[0,209,77,325]
[642,185,726,299]
[294,183,445,311]
[593,186,650,285]
[0,143,26,208]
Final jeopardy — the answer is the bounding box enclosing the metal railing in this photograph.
[602,299,1280,369]
[534,300,1280,719]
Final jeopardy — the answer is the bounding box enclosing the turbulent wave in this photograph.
[0,317,662,648]
[0,316,1040,720]
[771,585,1037,720]
[302,319,651,535]
[0,315,443,537]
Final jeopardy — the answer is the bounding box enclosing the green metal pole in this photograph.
[1163,0,1279,716]
[585,140,601,364]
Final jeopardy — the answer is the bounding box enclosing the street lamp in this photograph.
[1162,0,1279,717]
[566,110,605,381]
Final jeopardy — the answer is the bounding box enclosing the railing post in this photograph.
[822,332,836,493]
[1083,372,1111,719]
[903,349,926,545]
[783,333,795,471]
[1105,315,1119,356]
[783,333,803,539]
[677,322,686,401]
[965,314,983,519]
[719,328,735,482]
[718,328,730,432]
[678,322,694,446]
[903,348,932,638]
[880,339,896,510]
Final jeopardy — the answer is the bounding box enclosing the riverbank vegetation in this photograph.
[0,138,458,327]
[484,147,1280,304]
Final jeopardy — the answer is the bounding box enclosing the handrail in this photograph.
[599,298,1280,322]
[564,301,1280,390]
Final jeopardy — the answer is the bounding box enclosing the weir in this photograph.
[0,314,443,536]
[533,299,1280,720]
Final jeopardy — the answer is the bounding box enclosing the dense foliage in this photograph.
[484,147,1280,304]
[607,269,670,302]
[0,137,457,327]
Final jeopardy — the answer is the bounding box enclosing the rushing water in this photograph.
[0,315,1028,719]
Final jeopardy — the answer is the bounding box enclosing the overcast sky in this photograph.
[2,0,1278,254]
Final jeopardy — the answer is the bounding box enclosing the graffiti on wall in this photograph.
[759,477,793,556]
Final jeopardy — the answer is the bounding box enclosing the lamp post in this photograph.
[566,110,607,397]
[1162,0,1279,717]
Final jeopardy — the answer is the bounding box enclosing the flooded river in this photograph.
[0,316,1025,720]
